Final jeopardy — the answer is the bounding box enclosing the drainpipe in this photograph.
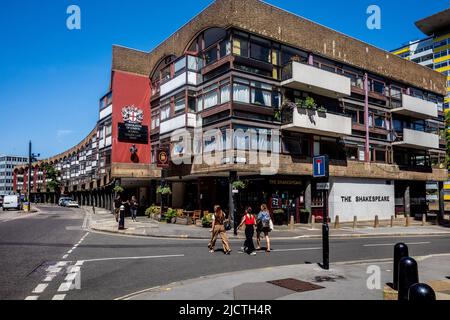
[364,73,370,162]
[308,53,314,66]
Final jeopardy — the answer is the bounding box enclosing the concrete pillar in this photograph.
[404,185,411,218]
[305,180,312,214]
[229,171,237,235]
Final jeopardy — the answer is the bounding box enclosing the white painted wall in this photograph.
[401,94,438,118]
[328,177,395,222]
[160,114,186,135]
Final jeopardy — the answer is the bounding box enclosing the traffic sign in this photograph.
[317,183,330,190]
[313,155,329,178]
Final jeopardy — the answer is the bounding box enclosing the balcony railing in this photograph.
[281,61,351,98]
[281,107,352,137]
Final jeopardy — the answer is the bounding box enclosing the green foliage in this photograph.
[273,209,285,215]
[302,96,317,110]
[145,205,161,218]
[165,208,177,223]
[232,180,247,190]
[42,164,61,192]
[157,186,172,195]
[202,213,213,228]
[113,186,125,194]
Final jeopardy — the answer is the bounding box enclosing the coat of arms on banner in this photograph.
[122,106,144,124]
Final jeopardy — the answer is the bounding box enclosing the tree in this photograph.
[43,164,61,193]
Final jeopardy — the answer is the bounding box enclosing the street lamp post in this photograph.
[27,141,40,212]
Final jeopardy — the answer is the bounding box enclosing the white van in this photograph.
[3,195,21,211]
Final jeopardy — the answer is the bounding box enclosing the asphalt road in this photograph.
[1,205,450,300]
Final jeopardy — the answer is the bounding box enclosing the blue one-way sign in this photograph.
[313,155,329,178]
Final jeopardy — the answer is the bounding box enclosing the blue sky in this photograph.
[0,0,448,158]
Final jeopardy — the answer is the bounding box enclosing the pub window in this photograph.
[174,94,186,114]
[204,46,218,66]
[204,28,227,49]
[160,102,171,121]
[250,36,271,63]
[174,58,186,77]
[233,78,250,104]
[233,37,249,57]
[251,81,272,106]
[204,85,219,109]
[220,81,231,104]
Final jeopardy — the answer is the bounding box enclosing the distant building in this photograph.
[0,155,28,196]
[392,8,450,111]
[392,8,450,208]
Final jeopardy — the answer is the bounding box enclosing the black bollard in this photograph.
[408,283,436,301]
[398,257,419,301]
[393,243,409,290]
[118,207,125,230]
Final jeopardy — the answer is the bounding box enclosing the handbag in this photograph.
[224,220,232,231]
[269,219,274,231]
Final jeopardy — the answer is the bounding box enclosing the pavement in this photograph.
[123,254,450,300]
[2,204,450,300]
[85,206,450,240]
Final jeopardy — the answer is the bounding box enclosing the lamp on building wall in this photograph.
[130,145,139,163]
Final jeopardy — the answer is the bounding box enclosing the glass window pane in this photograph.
[233,83,250,103]
[204,90,218,109]
[174,58,186,74]
[175,98,185,113]
[250,42,271,63]
[221,85,230,104]
[205,47,218,65]
[251,88,271,106]
[204,28,226,49]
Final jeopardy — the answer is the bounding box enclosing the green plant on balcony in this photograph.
[317,106,327,113]
[301,97,318,110]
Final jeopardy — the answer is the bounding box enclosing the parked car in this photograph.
[3,195,21,211]
[59,197,72,206]
[66,201,80,208]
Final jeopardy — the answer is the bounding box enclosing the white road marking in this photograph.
[115,286,161,301]
[56,262,68,267]
[363,242,431,247]
[65,273,78,282]
[67,250,73,254]
[57,282,72,292]
[46,266,62,273]
[270,247,322,252]
[44,276,55,282]
[25,296,39,300]
[32,284,48,294]
[52,294,66,300]
[62,255,68,259]
[75,261,84,266]
[82,254,185,263]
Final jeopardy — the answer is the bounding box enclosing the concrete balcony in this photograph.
[160,72,201,97]
[392,128,439,150]
[160,113,198,135]
[391,94,438,119]
[281,108,352,137]
[281,62,351,98]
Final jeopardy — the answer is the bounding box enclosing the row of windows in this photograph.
[0,179,13,184]
[0,157,27,163]
[434,48,450,59]
[434,38,449,49]
[435,61,449,69]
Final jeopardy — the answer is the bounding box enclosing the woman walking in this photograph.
[256,204,272,252]
[208,205,232,255]
[238,207,257,256]
[130,196,139,222]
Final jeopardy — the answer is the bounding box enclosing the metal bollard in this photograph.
[118,206,125,230]
[390,216,394,228]
[353,216,357,229]
[374,215,379,228]
[398,257,419,301]
[422,214,426,227]
[393,243,409,290]
[334,215,340,229]
[408,283,436,301]
[405,216,410,227]
[311,215,316,230]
